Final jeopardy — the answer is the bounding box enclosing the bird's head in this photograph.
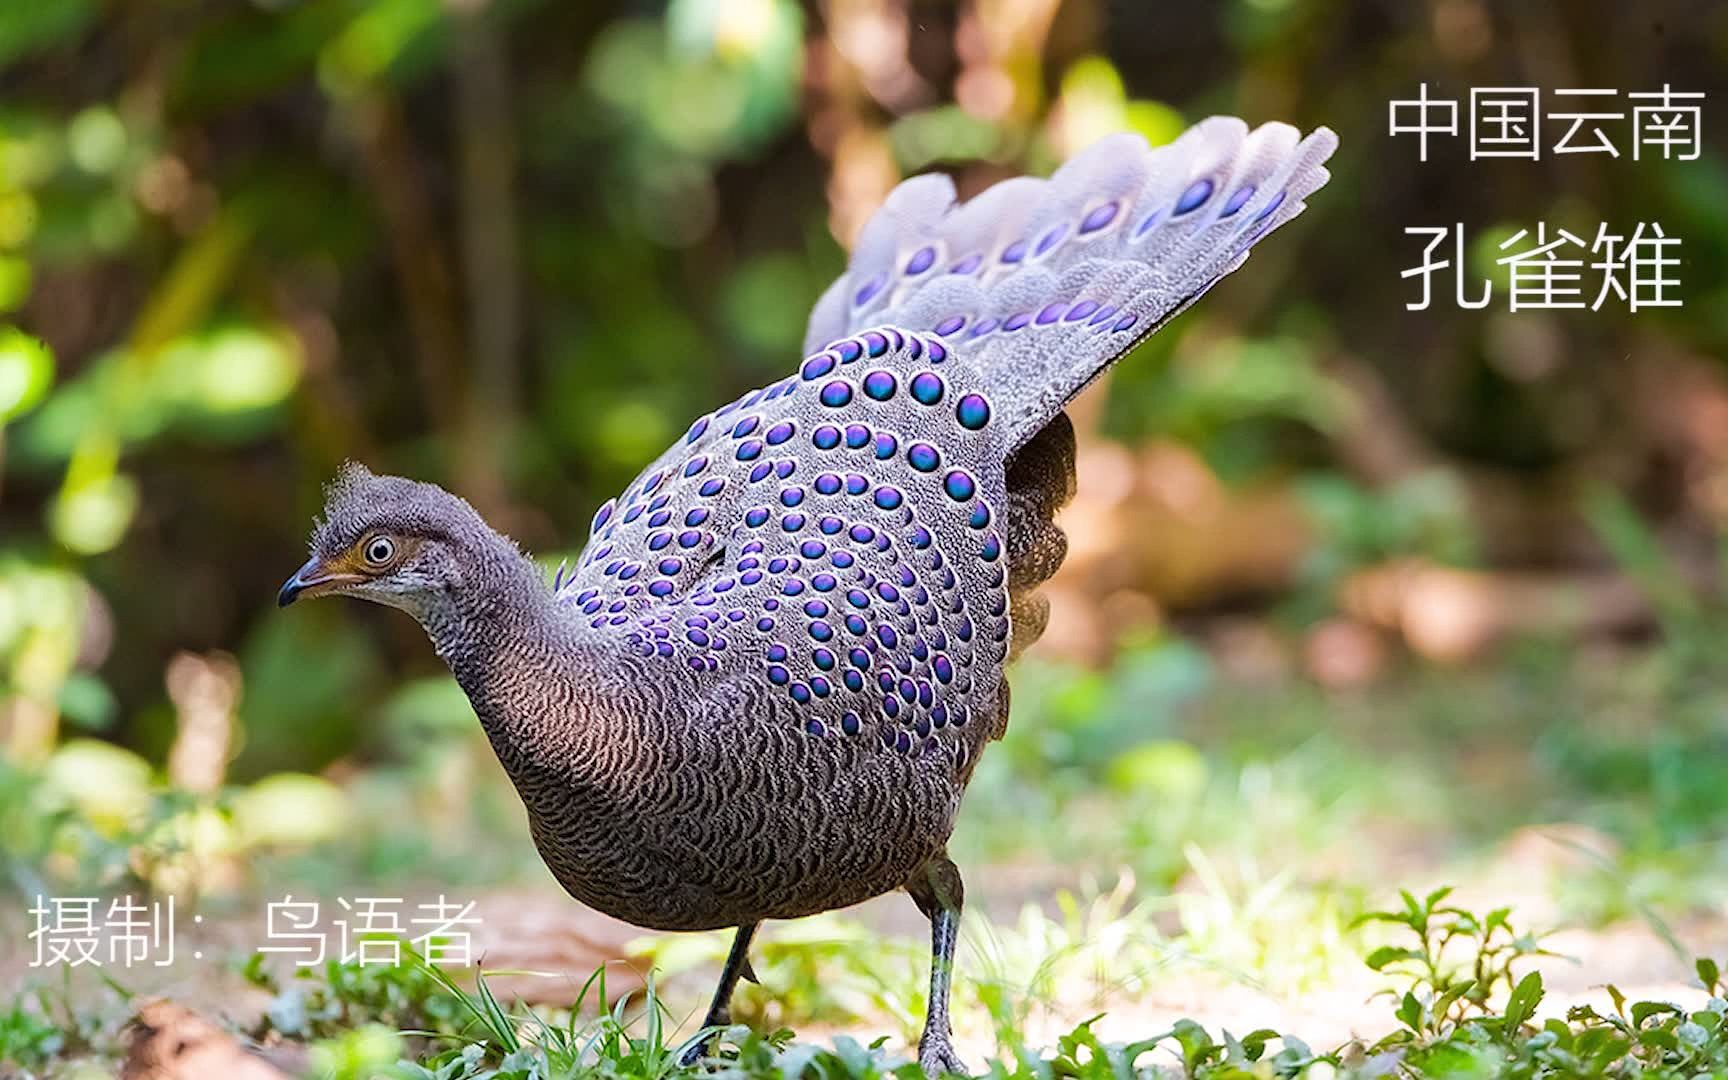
[278,462,487,617]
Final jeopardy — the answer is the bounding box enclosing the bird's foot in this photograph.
[677,1037,713,1069]
[917,1032,969,1078]
[678,1014,729,1068]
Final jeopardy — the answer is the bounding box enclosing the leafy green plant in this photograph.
[0,992,65,1071]
[244,944,473,1045]
[0,977,136,1077]
[1355,886,1560,1041]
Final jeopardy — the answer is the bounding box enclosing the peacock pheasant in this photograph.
[279,119,1337,1075]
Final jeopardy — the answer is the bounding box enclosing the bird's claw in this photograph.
[679,1018,728,1069]
[917,1033,969,1078]
[677,1039,711,1069]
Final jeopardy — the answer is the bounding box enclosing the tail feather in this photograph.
[804,118,1338,451]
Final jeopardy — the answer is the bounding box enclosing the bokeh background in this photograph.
[3,0,1728,1062]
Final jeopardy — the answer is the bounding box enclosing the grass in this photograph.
[329,892,1728,1080]
[6,886,1725,1079]
[15,889,1720,1079]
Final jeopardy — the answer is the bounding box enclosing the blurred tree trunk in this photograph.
[450,0,522,525]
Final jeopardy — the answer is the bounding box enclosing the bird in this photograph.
[278,117,1336,1075]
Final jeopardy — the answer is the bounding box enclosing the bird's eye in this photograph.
[363,536,396,565]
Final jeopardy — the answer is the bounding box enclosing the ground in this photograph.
[5,637,1728,1077]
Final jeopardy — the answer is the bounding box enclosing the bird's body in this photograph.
[417,513,969,931]
[283,118,1336,1073]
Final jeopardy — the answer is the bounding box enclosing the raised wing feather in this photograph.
[805,119,1338,450]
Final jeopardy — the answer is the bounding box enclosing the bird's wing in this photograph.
[555,123,1339,770]
[804,119,1337,451]
[559,326,1011,769]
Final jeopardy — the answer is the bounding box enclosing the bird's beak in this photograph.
[278,556,360,607]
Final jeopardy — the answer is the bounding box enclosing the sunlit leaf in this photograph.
[66,106,127,174]
[191,326,303,413]
[1396,990,1423,1031]
[49,470,139,555]
[1106,739,1209,800]
[595,395,675,471]
[43,737,153,832]
[1125,99,1188,148]
[233,772,352,848]
[306,1024,404,1077]
[0,326,53,421]
[1052,56,1182,154]
[1502,971,1545,1032]
[0,190,38,249]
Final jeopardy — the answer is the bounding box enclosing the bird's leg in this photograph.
[678,921,759,1066]
[908,854,969,1078]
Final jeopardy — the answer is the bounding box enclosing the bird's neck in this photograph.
[419,529,603,778]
